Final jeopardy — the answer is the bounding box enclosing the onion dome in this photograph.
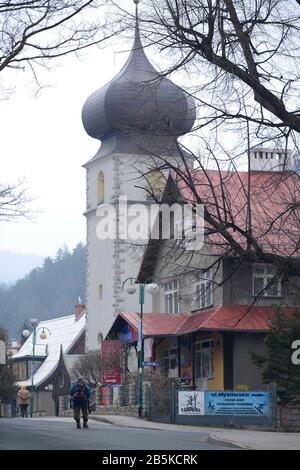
[82,7,195,140]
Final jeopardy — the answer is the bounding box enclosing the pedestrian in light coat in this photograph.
[17,385,30,418]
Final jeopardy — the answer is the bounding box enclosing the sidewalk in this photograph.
[90,414,300,450]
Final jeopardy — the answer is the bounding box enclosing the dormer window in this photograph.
[163,280,180,313]
[253,264,282,298]
[193,269,213,310]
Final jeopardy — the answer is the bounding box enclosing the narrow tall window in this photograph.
[163,348,178,378]
[194,269,213,310]
[195,340,214,380]
[163,280,180,313]
[98,284,103,300]
[97,171,104,204]
[253,264,282,297]
[146,170,164,199]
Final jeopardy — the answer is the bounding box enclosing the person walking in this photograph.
[70,376,90,429]
[17,385,30,418]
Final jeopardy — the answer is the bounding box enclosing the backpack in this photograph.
[73,381,87,401]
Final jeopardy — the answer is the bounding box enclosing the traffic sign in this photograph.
[103,372,121,385]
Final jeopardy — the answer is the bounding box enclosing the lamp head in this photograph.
[146,283,160,295]
[22,329,31,339]
[39,331,47,340]
[126,284,137,295]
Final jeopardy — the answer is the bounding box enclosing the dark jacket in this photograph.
[70,381,91,402]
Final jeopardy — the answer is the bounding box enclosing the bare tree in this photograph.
[135,0,300,136]
[72,350,102,387]
[0,179,34,222]
[110,1,300,299]
[0,1,118,82]
[0,2,124,223]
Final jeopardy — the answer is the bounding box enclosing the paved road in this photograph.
[0,417,231,450]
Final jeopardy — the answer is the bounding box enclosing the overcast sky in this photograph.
[0,11,135,259]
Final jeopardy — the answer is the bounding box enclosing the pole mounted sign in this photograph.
[143,361,162,367]
[103,372,121,385]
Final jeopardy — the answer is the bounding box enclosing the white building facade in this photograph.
[82,11,196,351]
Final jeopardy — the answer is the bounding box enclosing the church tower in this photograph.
[82,3,195,351]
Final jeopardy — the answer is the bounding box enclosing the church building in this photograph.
[81,4,196,351]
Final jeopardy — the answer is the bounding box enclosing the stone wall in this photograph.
[278,406,300,430]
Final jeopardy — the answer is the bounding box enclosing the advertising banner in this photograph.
[178,390,270,417]
[101,340,121,385]
[178,391,205,415]
[204,391,269,416]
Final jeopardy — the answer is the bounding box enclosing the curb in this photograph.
[207,434,251,450]
[89,415,166,431]
[89,416,113,425]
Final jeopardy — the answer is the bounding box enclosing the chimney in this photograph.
[249,147,292,172]
[74,304,85,321]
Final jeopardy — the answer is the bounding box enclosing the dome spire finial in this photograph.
[133,0,141,47]
[82,0,196,142]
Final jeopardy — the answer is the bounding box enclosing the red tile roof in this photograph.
[174,169,300,257]
[119,305,298,336]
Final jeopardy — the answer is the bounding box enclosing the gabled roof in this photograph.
[118,305,298,336]
[12,313,86,387]
[175,169,300,257]
[137,168,300,282]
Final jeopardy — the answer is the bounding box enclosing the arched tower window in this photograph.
[146,170,165,200]
[97,171,104,204]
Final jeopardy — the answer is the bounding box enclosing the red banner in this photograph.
[101,340,121,384]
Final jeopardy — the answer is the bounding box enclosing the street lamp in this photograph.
[22,319,51,417]
[122,277,160,418]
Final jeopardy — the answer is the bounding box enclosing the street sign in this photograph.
[103,372,121,385]
[143,361,162,367]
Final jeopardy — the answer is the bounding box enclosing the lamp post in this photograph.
[122,277,160,418]
[22,319,51,417]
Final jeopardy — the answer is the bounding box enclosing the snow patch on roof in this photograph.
[13,313,86,387]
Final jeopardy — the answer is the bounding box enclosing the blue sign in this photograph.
[120,324,132,342]
[205,391,269,417]
[143,361,162,367]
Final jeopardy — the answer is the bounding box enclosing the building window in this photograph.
[97,171,104,204]
[253,264,282,297]
[99,284,103,300]
[194,269,213,310]
[28,360,43,377]
[13,361,27,381]
[163,280,180,313]
[195,340,214,380]
[146,169,165,199]
[163,348,178,378]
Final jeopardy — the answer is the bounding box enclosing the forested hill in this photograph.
[0,243,86,337]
